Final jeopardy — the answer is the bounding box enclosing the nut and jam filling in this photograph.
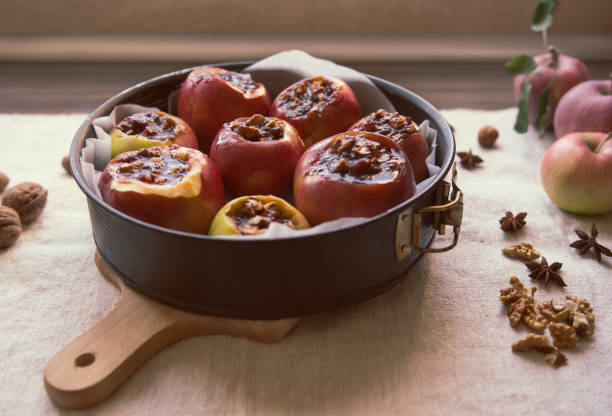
[277,76,338,118]
[229,114,285,142]
[230,197,298,235]
[116,112,178,142]
[113,146,191,185]
[214,71,258,92]
[351,109,419,143]
[308,134,405,184]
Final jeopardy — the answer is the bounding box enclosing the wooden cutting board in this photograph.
[44,250,301,410]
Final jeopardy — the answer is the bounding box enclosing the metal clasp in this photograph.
[395,163,463,261]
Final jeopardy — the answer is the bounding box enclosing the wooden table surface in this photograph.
[2,61,610,114]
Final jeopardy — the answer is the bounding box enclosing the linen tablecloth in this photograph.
[1,109,610,415]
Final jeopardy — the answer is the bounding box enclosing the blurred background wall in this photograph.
[1,0,610,62]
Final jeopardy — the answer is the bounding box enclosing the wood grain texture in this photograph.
[43,251,300,409]
[1,61,610,114]
[1,0,610,34]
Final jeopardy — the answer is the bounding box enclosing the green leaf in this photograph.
[514,79,532,134]
[505,55,537,75]
[535,84,552,136]
[532,0,559,31]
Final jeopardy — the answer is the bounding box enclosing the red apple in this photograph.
[177,67,271,153]
[349,109,429,183]
[513,50,589,130]
[208,195,310,236]
[271,75,362,148]
[209,114,305,197]
[99,145,225,233]
[294,131,416,225]
[554,80,612,138]
[541,132,612,215]
[109,111,198,157]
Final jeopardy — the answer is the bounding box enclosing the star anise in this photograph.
[499,211,527,232]
[525,257,566,287]
[456,149,483,169]
[569,222,612,263]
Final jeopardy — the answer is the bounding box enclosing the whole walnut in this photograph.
[0,206,22,249]
[2,182,48,224]
[478,126,499,148]
[0,171,9,193]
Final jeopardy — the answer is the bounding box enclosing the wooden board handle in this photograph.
[44,251,300,409]
[44,283,195,409]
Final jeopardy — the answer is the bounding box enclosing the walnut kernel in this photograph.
[502,242,541,261]
[512,333,554,353]
[538,295,595,338]
[522,304,549,331]
[0,206,22,249]
[1,182,48,224]
[548,323,579,349]
[544,349,567,367]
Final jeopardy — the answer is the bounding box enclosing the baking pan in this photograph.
[69,62,462,320]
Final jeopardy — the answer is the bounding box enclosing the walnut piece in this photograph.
[1,182,47,224]
[512,334,567,368]
[544,349,567,367]
[538,295,595,339]
[548,323,579,349]
[0,206,22,249]
[522,304,549,331]
[502,242,541,261]
[512,334,554,353]
[499,275,536,305]
[501,277,596,367]
[508,297,529,327]
[500,276,545,329]
[0,171,9,193]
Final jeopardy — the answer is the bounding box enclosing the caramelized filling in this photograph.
[116,112,177,141]
[215,71,258,92]
[230,197,297,235]
[229,114,285,142]
[277,76,337,118]
[113,146,190,185]
[351,109,419,143]
[307,134,404,184]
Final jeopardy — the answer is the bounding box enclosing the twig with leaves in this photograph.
[505,0,559,136]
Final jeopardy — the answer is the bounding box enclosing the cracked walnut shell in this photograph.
[0,206,22,249]
[1,182,47,224]
[502,242,541,261]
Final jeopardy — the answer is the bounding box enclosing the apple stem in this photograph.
[595,132,612,154]
[542,28,548,50]
[547,45,558,68]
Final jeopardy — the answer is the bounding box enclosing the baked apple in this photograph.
[349,109,429,183]
[98,145,225,234]
[209,114,305,197]
[271,75,362,148]
[209,195,310,236]
[294,131,416,225]
[109,111,198,157]
[177,67,271,152]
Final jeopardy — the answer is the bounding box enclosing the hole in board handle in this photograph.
[75,352,95,367]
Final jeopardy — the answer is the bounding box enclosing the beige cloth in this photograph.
[0,110,611,415]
